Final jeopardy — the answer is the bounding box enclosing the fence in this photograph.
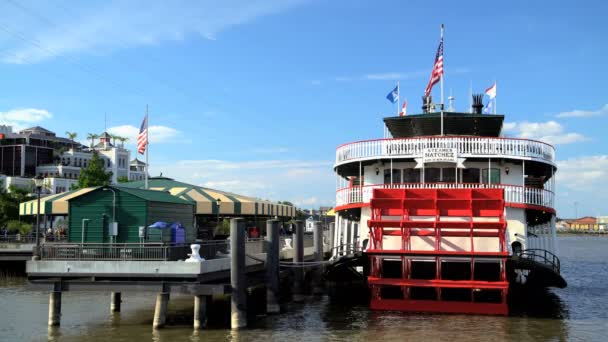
[336,183,554,209]
[336,136,555,166]
[37,235,315,261]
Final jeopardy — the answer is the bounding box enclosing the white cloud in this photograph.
[107,124,180,144]
[319,67,469,84]
[0,107,52,132]
[502,120,587,145]
[251,147,289,154]
[555,104,608,118]
[556,155,608,191]
[151,158,335,206]
[1,0,307,64]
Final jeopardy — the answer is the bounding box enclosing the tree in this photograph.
[117,136,129,147]
[111,134,119,146]
[0,182,33,228]
[117,176,129,183]
[77,152,113,188]
[87,133,99,148]
[279,201,294,206]
[65,131,78,150]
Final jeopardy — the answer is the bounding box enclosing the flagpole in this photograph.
[440,24,444,135]
[397,81,400,116]
[145,104,149,190]
[440,24,444,108]
[494,81,497,114]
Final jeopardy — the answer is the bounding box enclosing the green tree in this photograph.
[0,183,33,227]
[77,152,113,188]
[65,131,78,150]
[87,133,99,148]
[117,176,129,183]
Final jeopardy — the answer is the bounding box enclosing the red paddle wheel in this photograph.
[367,188,509,315]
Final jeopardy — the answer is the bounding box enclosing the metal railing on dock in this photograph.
[36,235,315,261]
[39,243,192,261]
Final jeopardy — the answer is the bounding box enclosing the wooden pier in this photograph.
[26,219,332,330]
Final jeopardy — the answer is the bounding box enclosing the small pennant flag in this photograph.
[386,85,399,103]
[399,99,407,116]
[485,82,497,99]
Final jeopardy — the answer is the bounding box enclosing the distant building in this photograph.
[597,216,608,231]
[0,126,147,194]
[569,216,599,231]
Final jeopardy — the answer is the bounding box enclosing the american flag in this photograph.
[137,114,148,154]
[424,36,444,97]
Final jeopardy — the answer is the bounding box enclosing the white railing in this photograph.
[336,183,554,209]
[335,136,555,166]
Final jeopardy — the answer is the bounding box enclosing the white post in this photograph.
[397,81,400,116]
[145,105,149,190]
[440,24,444,135]
[494,81,497,114]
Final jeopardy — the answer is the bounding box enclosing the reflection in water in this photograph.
[1,237,608,342]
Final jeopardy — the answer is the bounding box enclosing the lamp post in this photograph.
[33,175,44,259]
[216,198,222,234]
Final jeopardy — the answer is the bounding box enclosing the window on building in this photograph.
[442,168,456,183]
[424,168,441,182]
[403,168,420,183]
[462,168,481,183]
[384,169,402,184]
[482,168,501,184]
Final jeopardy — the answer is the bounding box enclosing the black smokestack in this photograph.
[422,95,432,113]
[472,94,484,114]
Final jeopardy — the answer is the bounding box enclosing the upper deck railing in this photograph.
[336,182,554,210]
[335,136,555,166]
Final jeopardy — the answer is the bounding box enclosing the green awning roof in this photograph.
[20,177,295,217]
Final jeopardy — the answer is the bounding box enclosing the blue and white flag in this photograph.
[484,98,494,114]
[386,85,399,103]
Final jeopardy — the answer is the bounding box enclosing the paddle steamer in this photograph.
[330,95,566,315]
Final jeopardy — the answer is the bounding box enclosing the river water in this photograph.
[1,236,607,341]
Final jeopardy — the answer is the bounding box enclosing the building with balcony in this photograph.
[0,126,146,194]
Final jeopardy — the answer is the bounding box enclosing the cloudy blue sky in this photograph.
[0,0,606,216]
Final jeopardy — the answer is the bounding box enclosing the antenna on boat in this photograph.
[448,95,455,112]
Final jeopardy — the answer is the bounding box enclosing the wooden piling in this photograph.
[312,221,324,294]
[266,219,280,313]
[111,292,121,313]
[193,295,209,329]
[153,292,169,329]
[230,218,247,329]
[292,220,305,302]
[48,291,62,326]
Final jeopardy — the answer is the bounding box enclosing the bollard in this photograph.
[292,220,305,302]
[230,218,247,329]
[193,295,209,329]
[153,292,169,329]
[48,291,62,326]
[111,292,122,313]
[312,221,324,295]
[266,219,280,313]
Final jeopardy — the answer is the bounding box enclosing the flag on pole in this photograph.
[386,85,399,103]
[137,114,148,154]
[485,82,497,99]
[399,99,407,116]
[424,35,444,97]
[484,98,494,114]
